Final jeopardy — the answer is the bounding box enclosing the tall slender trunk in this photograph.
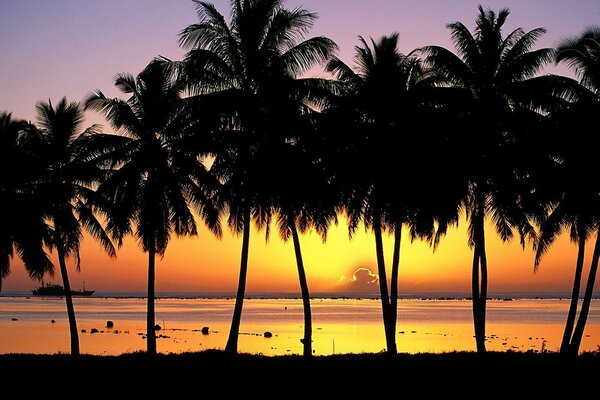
[56,242,79,356]
[560,234,586,353]
[390,223,402,337]
[569,229,600,354]
[472,206,487,353]
[471,231,482,351]
[478,221,488,353]
[373,214,396,355]
[289,215,312,357]
[146,246,156,355]
[225,206,251,354]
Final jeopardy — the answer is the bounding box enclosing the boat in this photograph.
[32,281,95,297]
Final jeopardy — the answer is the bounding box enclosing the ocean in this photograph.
[1,294,599,355]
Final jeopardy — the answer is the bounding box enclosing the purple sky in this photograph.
[1,0,598,124]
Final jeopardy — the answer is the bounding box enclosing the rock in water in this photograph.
[201,326,209,335]
[106,320,114,328]
[11,317,18,321]
[154,324,161,331]
[90,328,99,334]
[264,331,273,338]
[81,329,87,333]
[51,319,55,324]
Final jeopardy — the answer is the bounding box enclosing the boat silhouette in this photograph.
[32,281,95,297]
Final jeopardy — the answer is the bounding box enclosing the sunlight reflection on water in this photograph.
[0,297,598,355]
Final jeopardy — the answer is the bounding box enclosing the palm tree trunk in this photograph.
[569,229,600,354]
[560,234,586,353]
[478,221,488,353]
[56,242,79,356]
[225,206,251,354]
[390,222,402,338]
[373,214,396,355]
[471,234,482,351]
[472,208,487,353]
[146,246,157,355]
[289,215,312,358]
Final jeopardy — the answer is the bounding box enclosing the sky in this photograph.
[1,0,599,294]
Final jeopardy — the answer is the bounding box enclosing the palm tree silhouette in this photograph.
[549,26,600,355]
[534,106,599,354]
[85,59,222,355]
[325,33,458,355]
[0,113,53,292]
[423,6,561,352]
[267,135,338,357]
[178,0,336,354]
[33,98,116,356]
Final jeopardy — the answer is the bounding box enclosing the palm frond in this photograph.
[75,199,116,258]
[506,74,580,113]
[534,201,570,269]
[114,73,137,94]
[182,49,238,94]
[354,36,375,77]
[501,27,546,63]
[84,92,145,138]
[281,36,337,77]
[276,211,291,241]
[422,45,472,86]
[180,2,230,50]
[325,56,361,88]
[499,48,554,83]
[261,6,317,53]
[447,21,480,69]
[556,26,600,93]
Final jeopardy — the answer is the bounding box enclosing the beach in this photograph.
[1,296,599,355]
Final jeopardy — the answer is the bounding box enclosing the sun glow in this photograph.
[5,213,591,296]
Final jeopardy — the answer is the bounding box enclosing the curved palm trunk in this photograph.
[390,223,402,338]
[569,229,600,354]
[472,207,487,353]
[560,235,586,353]
[56,242,80,356]
[225,206,251,354]
[373,214,396,355]
[146,247,157,355]
[479,228,488,349]
[289,215,312,357]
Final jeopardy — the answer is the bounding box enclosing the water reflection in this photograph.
[0,297,598,355]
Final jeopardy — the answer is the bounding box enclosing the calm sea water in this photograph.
[1,295,599,355]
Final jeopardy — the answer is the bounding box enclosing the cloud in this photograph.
[339,267,379,293]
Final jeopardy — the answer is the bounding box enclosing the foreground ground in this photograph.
[1,351,598,394]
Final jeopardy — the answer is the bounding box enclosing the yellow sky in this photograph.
[4,215,597,295]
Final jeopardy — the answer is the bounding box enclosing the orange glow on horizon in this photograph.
[3,215,598,295]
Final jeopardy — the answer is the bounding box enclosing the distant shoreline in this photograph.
[1,291,597,300]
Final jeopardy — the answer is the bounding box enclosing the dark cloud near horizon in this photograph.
[341,267,379,293]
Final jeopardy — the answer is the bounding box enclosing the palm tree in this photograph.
[532,77,599,354]
[266,132,338,357]
[422,6,563,352]
[85,59,222,355]
[178,0,337,354]
[325,33,459,355]
[32,98,116,356]
[548,27,600,355]
[0,112,53,292]
[533,120,599,354]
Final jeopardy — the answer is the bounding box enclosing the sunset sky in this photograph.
[1,0,599,294]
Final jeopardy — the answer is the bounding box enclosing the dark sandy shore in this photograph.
[1,351,598,394]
